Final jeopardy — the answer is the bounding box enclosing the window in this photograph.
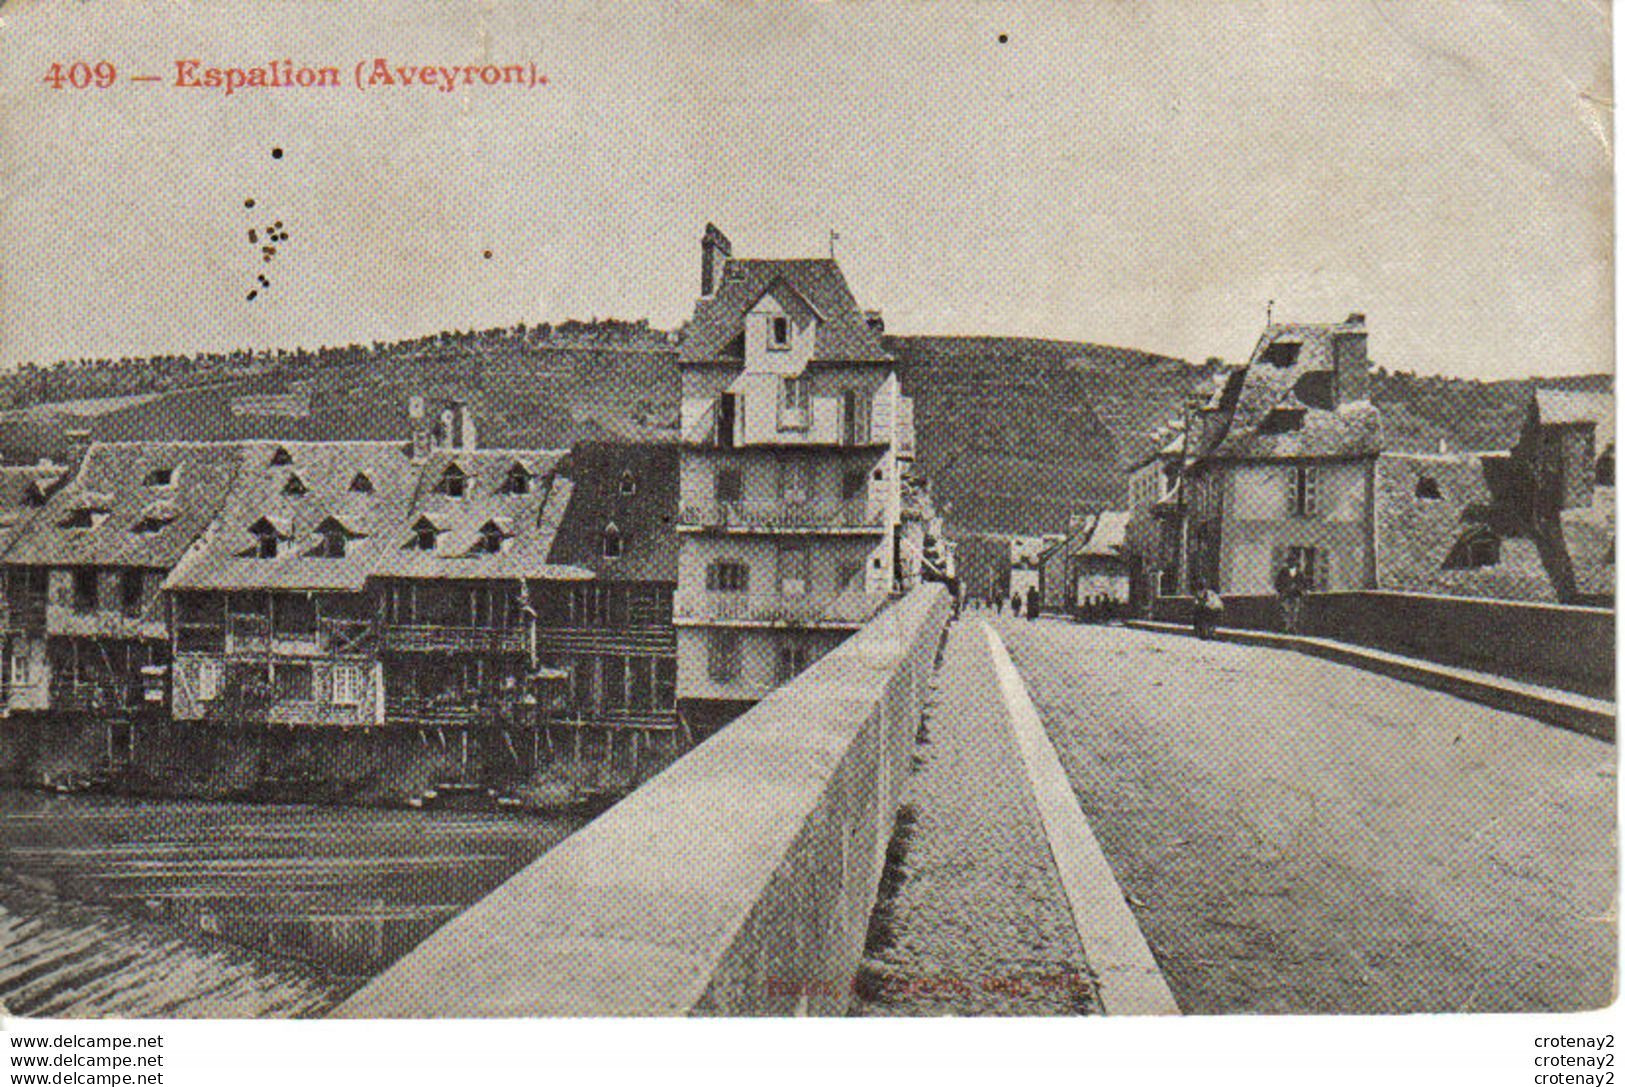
[501,463,532,495]
[60,507,107,530]
[716,467,743,504]
[314,521,349,558]
[274,593,317,638]
[1445,528,1502,570]
[132,512,170,535]
[842,468,866,502]
[408,517,439,552]
[778,547,810,596]
[269,446,293,466]
[119,569,144,616]
[71,569,98,613]
[1598,449,1615,488]
[283,473,307,496]
[707,559,749,592]
[779,375,810,429]
[10,648,28,688]
[436,463,467,497]
[836,562,863,593]
[350,472,373,494]
[273,663,314,702]
[1415,476,1442,500]
[601,523,622,559]
[475,521,509,555]
[1290,465,1319,517]
[197,659,223,702]
[768,314,791,350]
[707,630,741,683]
[619,470,637,496]
[654,658,677,710]
[250,519,280,559]
[331,664,363,707]
[1262,342,1301,368]
[780,459,811,505]
[143,467,173,487]
[778,638,814,683]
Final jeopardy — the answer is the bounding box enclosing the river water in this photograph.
[0,789,586,1016]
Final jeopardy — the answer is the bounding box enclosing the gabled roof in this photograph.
[164,441,417,592]
[678,258,890,365]
[1068,510,1132,557]
[1534,389,1615,451]
[1197,317,1382,462]
[548,441,679,582]
[5,443,244,570]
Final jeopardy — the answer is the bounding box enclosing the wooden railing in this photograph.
[382,625,528,655]
[676,502,883,532]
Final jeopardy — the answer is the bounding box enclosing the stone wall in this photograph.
[1151,590,1613,699]
[334,582,952,1017]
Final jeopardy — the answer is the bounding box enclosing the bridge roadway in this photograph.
[991,613,1616,1014]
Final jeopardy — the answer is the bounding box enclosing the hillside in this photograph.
[0,324,1609,539]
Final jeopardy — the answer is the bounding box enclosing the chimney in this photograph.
[701,223,732,298]
[1331,314,1369,406]
[64,428,91,469]
[446,398,477,451]
[409,396,432,461]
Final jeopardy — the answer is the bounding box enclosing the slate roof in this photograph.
[4,443,244,570]
[548,441,679,583]
[1197,318,1383,462]
[1067,510,1131,558]
[0,464,66,554]
[678,258,890,365]
[388,449,589,582]
[164,441,420,592]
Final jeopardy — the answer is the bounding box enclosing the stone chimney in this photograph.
[1331,313,1369,406]
[701,223,732,298]
[409,396,432,462]
[445,398,477,451]
[64,428,92,469]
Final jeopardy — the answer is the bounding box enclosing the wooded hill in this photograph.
[1,323,1608,538]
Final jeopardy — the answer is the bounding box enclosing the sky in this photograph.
[0,0,1612,379]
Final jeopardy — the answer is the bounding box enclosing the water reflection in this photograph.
[0,790,586,982]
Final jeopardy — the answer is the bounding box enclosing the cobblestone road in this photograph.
[996,615,1617,1014]
[854,617,1098,1016]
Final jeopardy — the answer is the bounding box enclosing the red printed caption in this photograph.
[44,59,550,94]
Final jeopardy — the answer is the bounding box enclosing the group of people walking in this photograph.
[1189,558,1310,641]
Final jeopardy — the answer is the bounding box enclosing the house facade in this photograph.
[1184,314,1382,596]
[673,225,907,735]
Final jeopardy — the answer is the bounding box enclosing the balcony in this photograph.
[381,624,529,655]
[676,501,885,534]
[673,590,890,630]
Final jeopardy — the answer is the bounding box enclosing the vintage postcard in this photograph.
[0,0,1614,1066]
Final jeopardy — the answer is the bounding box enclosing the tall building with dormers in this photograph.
[673,225,908,735]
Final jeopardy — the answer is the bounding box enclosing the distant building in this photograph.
[1038,511,1130,614]
[1123,422,1187,608]
[673,225,909,736]
[1183,314,1381,595]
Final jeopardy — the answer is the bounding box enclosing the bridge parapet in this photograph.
[334,582,951,1017]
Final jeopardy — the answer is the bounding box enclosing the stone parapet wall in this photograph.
[334,582,952,1017]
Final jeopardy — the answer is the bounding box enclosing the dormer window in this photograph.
[619,470,637,496]
[1415,476,1442,500]
[132,501,176,536]
[313,518,353,558]
[350,472,374,494]
[250,518,281,559]
[473,520,510,555]
[602,522,622,559]
[60,506,108,530]
[500,463,533,495]
[769,315,791,350]
[283,474,307,496]
[1262,342,1301,368]
[408,517,440,552]
[269,446,293,466]
[144,467,174,487]
[23,483,47,508]
[436,463,467,497]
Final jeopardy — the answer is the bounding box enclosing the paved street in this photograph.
[854,618,1097,1016]
[994,614,1617,1014]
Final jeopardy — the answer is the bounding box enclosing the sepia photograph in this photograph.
[0,0,1615,1072]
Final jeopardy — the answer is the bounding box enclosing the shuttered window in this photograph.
[1290,465,1319,517]
[707,631,741,683]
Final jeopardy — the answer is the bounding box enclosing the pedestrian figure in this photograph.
[1010,592,1022,618]
[1275,560,1305,634]
[1026,585,1041,620]
[1190,579,1208,639]
[1197,584,1224,640]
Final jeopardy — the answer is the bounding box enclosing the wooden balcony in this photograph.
[672,590,890,629]
[533,625,676,656]
[381,624,528,655]
[676,502,885,534]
